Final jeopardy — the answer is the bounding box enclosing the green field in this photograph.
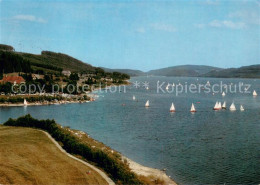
[0,126,108,185]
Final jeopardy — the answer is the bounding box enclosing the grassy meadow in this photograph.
[0,126,108,185]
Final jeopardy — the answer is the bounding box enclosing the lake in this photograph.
[1,76,259,184]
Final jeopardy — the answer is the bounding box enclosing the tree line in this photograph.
[0,51,32,73]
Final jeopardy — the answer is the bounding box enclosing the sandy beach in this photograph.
[121,156,177,185]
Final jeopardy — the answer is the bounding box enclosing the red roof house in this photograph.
[0,76,25,85]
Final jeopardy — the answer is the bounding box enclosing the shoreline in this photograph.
[67,128,177,185]
[122,156,177,185]
[0,100,93,107]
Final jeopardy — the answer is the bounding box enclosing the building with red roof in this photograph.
[0,76,25,85]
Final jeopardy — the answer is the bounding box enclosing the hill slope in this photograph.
[202,65,260,78]
[18,51,96,73]
[0,126,108,184]
[102,68,145,76]
[147,65,222,77]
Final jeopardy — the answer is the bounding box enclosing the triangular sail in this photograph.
[170,103,175,112]
[190,103,196,112]
[222,101,226,109]
[253,90,257,96]
[218,102,222,108]
[24,99,27,106]
[145,100,149,107]
[240,105,244,111]
[230,102,236,111]
[214,101,219,109]
[222,92,226,96]
[133,95,136,100]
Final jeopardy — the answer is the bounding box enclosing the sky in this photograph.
[0,0,260,71]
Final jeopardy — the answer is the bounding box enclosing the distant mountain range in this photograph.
[104,64,260,78]
[1,44,259,79]
[101,68,145,77]
[146,65,222,77]
[202,65,260,78]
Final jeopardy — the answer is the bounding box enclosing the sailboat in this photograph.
[133,95,136,101]
[166,84,169,90]
[24,99,28,106]
[229,102,236,111]
[146,86,149,90]
[218,102,222,109]
[253,90,257,96]
[222,101,226,109]
[213,101,220,110]
[145,100,149,107]
[222,92,226,96]
[240,105,244,111]
[169,103,175,112]
[190,103,196,112]
[172,83,175,87]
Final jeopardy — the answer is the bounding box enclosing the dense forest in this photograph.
[0,51,32,73]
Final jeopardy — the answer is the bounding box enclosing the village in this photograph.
[0,69,127,106]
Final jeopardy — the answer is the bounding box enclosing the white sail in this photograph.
[170,103,175,112]
[218,102,222,109]
[146,86,149,90]
[190,103,196,112]
[222,101,226,109]
[166,85,169,90]
[222,92,226,96]
[172,83,175,87]
[214,101,219,110]
[145,100,149,107]
[133,95,136,101]
[230,102,236,111]
[253,90,257,96]
[24,99,28,106]
[240,105,244,111]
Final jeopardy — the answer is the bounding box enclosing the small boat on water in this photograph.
[166,84,169,90]
[133,95,136,101]
[218,102,222,108]
[145,100,149,107]
[253,90,257,96]
[190,103,196,112]
[240,105,244,111]
[146,87,149,90]
[24,99,28,106]
[222,101,226,109]
[222,92,226,96]
[213,101,221,110]
[230,102,236,111]
[170,103,175,112]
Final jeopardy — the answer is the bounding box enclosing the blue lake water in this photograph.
[1,77,260,184]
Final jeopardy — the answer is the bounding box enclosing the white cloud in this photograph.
[150,23,176,32]
[13,15,47,23]
[209,20,246,29]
